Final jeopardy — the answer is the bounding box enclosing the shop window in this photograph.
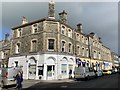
[61,64,67,75]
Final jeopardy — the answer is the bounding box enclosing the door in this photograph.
[47,65,55,80]
[28,64,36,79]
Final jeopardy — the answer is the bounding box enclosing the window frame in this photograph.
[48,39,55,51]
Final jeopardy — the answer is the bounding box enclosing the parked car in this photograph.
[1,67,23,87]
[95,70,103,77]
[74,66,97,80]
[102,70,112,75]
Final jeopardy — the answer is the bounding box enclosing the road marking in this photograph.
[60,85,68,88]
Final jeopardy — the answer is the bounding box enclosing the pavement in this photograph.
[22,78,74,89]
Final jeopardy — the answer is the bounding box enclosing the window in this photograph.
[68,29,72,38]
[48,39,54,50]
[86,49,89,57]
[94,51,97,58]
[82,48,84,56]
[61,64,67,75]
[68,43,72,53]
[32,23,38,34]
[86,38,88,44]
[98,52,101,59]
[61,26,65,35]
[1,51,4,59]
[15,61,18,67]
[17,28,22,37]
[31,40,37,52]
[61,41,65,52]
[76,34,80,41]
[77,45,80,55]
[16,43,20,54]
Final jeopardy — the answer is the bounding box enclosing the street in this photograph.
[2,73,119,90]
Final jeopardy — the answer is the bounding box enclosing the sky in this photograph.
[0,0,119,54]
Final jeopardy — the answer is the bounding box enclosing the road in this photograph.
[2,73,119,90]
[24,73,119,89]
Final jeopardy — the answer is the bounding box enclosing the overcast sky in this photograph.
[0,0,118,54]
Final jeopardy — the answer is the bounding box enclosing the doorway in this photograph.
[47,65,55,80]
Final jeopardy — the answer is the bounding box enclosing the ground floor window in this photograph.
[47,65,54,77]
[29,65,36,75]
[61,64,67,75]
[38,66,43,75]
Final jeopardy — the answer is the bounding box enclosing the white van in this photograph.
[74,66,96,80]
[1,67,22,87]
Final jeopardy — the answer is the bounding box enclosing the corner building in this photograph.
[8,0,114,80]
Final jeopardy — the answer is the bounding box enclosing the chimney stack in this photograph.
[22,16,28,24]
[59,10,67,24]
[77,23,83,33]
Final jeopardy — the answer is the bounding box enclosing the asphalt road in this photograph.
[23,73,119,89]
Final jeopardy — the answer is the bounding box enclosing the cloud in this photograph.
[2,2,118,53]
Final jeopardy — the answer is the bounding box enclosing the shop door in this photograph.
[47,65,55,80]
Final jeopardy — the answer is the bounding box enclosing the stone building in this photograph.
[0,33,11,68]
[8,0,114,80]
[111,52,119,68]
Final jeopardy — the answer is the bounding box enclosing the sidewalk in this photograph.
[22,78,74,88]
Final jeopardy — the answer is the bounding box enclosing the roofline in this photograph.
[11,17,74,30]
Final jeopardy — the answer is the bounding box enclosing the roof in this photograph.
[11,17,74,30]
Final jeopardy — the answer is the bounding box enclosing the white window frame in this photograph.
[68,43,72,53]
[61,40,66,52]
[15,43,21,54]
[48,39,55,51]
[17,28,22,37]
[68,29,72,38]
[82,47,84,56]
[86,48,89,57]
[31,39,37,52]
[77,45,80,55]
[32,23,38,34]
[61,25,66,35]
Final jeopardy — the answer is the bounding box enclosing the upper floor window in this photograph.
[86,49,89,57]
[68,29,72,38]
[15,43,20,54]
[76,45,80,55]
[1,51,4,59]
[17,28,22,37]
[94,50,97,58]
[82,48,84,56]
[76,34,80,41]
[48,39,54,50]
[31,40,37,52]
[86,38,88,45]
[32,23,38,34]
[81,35,84,43]
[98,52,101,59]
[61,41,66,52]
[68,43,72,53]
[61,26,65,35]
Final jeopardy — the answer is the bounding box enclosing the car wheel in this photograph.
[87,76,90,80]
